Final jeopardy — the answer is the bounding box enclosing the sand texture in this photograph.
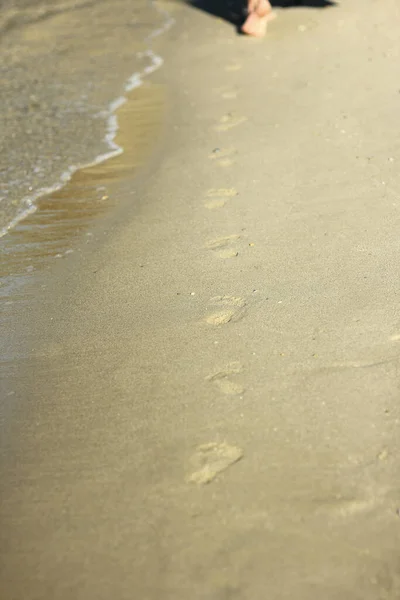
[2,0,400,598]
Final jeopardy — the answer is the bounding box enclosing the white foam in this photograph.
[0,1,175,238]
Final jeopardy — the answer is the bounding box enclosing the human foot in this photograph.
[241,0,275,38]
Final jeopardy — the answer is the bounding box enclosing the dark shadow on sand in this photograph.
[186,0,336,31]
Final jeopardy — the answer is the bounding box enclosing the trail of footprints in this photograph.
[188,63,249,485]
[189,63,394,523]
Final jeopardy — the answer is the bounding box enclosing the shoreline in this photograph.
[0,77,168,330]
[3,1,400,598]
[0,0,173,235]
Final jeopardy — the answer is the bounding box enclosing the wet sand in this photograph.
[0,0,169,231]
[2,0,400,598]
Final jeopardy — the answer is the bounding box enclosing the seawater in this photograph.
[0,0,174,236]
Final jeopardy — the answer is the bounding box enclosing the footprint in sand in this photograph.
[206,361,245,395]
[208,147,237,168]
[205,295,246,326]
[204,187,238,210]
[315,493,378,518]
[205,234,241,259]
[215,113,247,132]
[187,442,244,484]
[205,198,228,209]
[212,87,238,100]
[221,90,238,99]
[207,188,238,197]
[225,63,242,72]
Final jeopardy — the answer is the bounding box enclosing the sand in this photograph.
[2,0,400,598]
[0,0,166,231]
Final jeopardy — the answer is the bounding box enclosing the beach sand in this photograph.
[0,0,168,231]
[2,0,400,598]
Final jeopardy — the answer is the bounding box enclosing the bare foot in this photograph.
[241,0,275,38]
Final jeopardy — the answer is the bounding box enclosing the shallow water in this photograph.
[1,81,165,289]
[0,0,172,234]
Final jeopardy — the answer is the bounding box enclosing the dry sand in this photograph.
[2,0,400,598]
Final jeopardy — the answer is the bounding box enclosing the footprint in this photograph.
[206,188,238,197]
[204,198,228,210]
[217,158,235,167]
[206,235,241,258]
[208,147,237,168]
[225,63,242,72]
[212,86,238,99]
[315,494,377,518]
[209,148,236,160]
[221,90,238,100]
[204,188,238,210]
[215,113,247,132]
[187,442,244,484]
[205,295,246,326]
[215,379,244,394]
[207,362,245,395]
